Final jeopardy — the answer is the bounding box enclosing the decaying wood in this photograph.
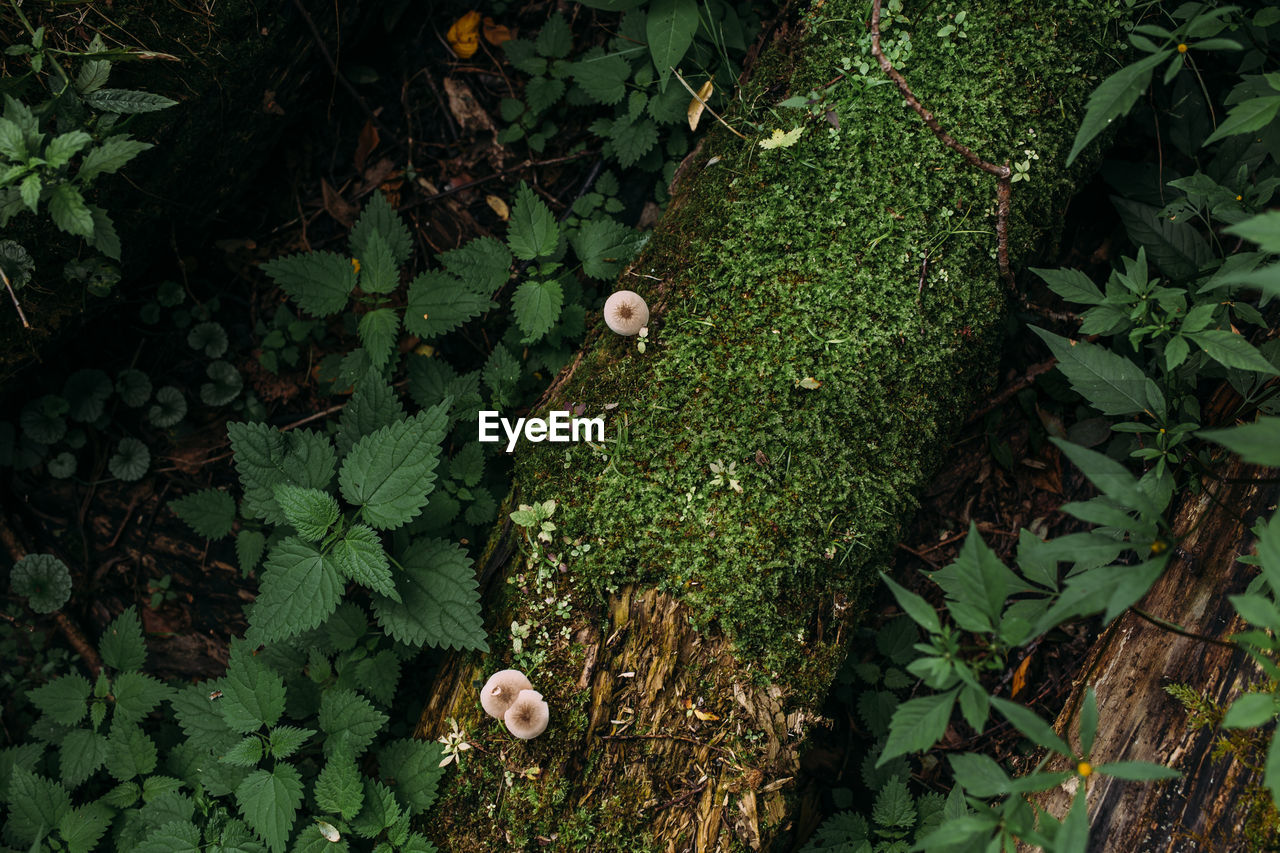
[1031,453,1279,851]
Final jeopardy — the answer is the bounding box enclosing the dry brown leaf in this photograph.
[447,11,482,59]
[687,79,714,131]
[443,76,497,134]
[321,179,357,227]
[486,194,510,220]
[1010,654,1033,699]
[483,16,513,45]
[354,119,380,172]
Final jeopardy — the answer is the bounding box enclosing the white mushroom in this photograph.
[504,689,550,739]
[480,669,533,720]
[603,290,649,336]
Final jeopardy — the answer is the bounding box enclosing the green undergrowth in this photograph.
[516,0,1116,694]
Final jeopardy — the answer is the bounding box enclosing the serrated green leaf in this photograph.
[228,423,336,525]
[404,271,494,338]
[104,723,158,780]
[1187,328,1280,375]
[58,801,112,853]
[332,524,398,601]
[77,135,152,182]
[99,606,147,671]
[220,735,265,768]
[248,537,344,644]
[507,183,559,260]
[439,236,512,293]
[84,88,177,113]
[10,553,72,614]
[273,484,339,541]
[351,191,412,267]
[1033,327,1165,419]
[1200,417,1280,466]
[338,409,446,530]
[357,230,399,295]
[19,173,40,212]
[512,278,563,342]
[268,725,315,759]
[1112,196,1213,281]
[112,671,173,726]
[237,529,267,576]
[49,183,94,237]
[236,764,303,853]
[1067,51,1169,165]
[877,688,957,766]
[1204,95,1280,145]
[262,251,357,318]
[44,130,92,167]
[571,218,641,280]
[4,766,71,846]
[220,639,287,734]
[318,689,388,758]
[609,115,659,167]
[482,343,522,404]
[371,538,487,650]
[350,777,402,838]
[59,728,108,788]
[357,308,400,369]
[171,488,237,539]
[315,754,364,819]
[571,49,630,105]
[171,681,241,753]
[136,819,200,853]
[338,371,405,457]
[1051,438,1163,518]
[76,59,110,94]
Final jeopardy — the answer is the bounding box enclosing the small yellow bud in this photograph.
[351,258,362,274]
[1150,540,1168,555]
[1177,43,1188,53]
[1077,761,1093,777]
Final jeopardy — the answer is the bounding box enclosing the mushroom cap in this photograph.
[603,290,649,336]
[480,669,534,719]
[504,689,550,739]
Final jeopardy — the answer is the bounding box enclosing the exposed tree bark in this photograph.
[413,2,1119,850]
[1030,447,1279,851]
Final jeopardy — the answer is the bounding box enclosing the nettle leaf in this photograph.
[351,191,413,268]
[220,735,265,768]
[371,537,487,651]
[171,682,241,753]
[273,484,339,541]
[512,278,564,341]
[355,649,401,706]
[318,689,389,758]
[571,49,630,105]
[1067,51,1170,165]
[872,777,915,828]
[483,343,522,405]
[379,739,446,815]
[220,639,287,734]
[534,14,572,58]
[338,370,405,457]
[507,183,559,260]
[571,218,641,280]
[438,236,511,294]
[525,77,566,115]
[315,753,364,819]
[1033,327,1165,419]
[112,671,174,726]
[357,230,399,295]
[237,529,267,576]
[99,606,147,672]
[44,130,92,167]
[268,725,315,759]
[1187,328,1280,375]
[877,688,958,766]
[77,135,152,182]
[235,764,304,853]
[59,729,108,787]
[11,553,72,614]
[646,0,700,90]
[332,524,398,601]
[104,724,159,780]
[5,767,72,847]
[136,820,201,853]
[28,673,91,726]
[350,777,402,838]
[357,308,400,369]
[247,537,344,644]
[404,271,494,339]
[261,251,357,318]
[170,488,237,539]
[338,408,447,530]
[228,423,336,525]
[607,114,659,167]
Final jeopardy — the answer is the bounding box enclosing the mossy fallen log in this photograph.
[417,2,1117,849]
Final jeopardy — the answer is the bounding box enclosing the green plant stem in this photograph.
[1130,606,1239,649]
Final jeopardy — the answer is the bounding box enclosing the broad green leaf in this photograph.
[608,115,659,167]
[272,484,339,541]
[1204,95,1280,145]
[1222,692,1279,729]
[115,368,152,407]
[1231,592,1280,631]
[354,649,401,706]
[220,735,265,768]
[404,271,494,338]
[109,436,150,481]
[248,537,343,644]
[357,307,400,369]
[877,688,958,766]
[571,49,631,105]
[1201,418,1280,466]
[438,236,511,294]
[104,724,158,780]
[84,88,177,113]
[219,638,287,733]
[1112,196,1213,281]
[371,537,487,650]
[483,343,522,405]
[990,697,1072,756]
[77,136,152,182]
[1056,787,1089,853]
[136,820,200,853]
[3,767,71,846]
[350,190,412,267]
[58,802,112,853]
[99,606,147,672]
[19,173,40,211]
[1032,267,1106,305]
[331,524,398,600]
[48,183,94,237]
[235,764,304,853]
[88,204,121,259]
[262,251,356,318]
[170,488,236,539]
[59,729,108,788]
[228,423,336,525]
[880,573,941,635]
[315,753,364,819]
[1226,211,1280,253]
[318,688,388,758]
[268,725,314,759]
[872,776,915,828]
[571,218,641,280]
[44,130,92,167]
[11,553,72,614]
[236,529,267,576]
[111,671,173,726]
[338,370,405,456]
[947,752,1011,798]
[1080,687,1099,757]
[646,0,700,90]
[1033,328,1165,419]
[378,739,446,815]
[338,409,447,530]
[1067,51,1170,165]
[357,230,399,294]
[512,278,563,342]
[1051,438,1163,518]
[1187,328,1279,375]
[534,15,572,57]
[507,183,558,260]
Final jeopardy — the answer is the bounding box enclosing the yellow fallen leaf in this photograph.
[798,376,822,389]
[483,16,513,46]
[687,79,714,131]
[759,127,803,150]
[447,11,482,59]
[692,709,720,721]
[486,194,510,221]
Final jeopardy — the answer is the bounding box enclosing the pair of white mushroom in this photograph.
[481,669,549,740]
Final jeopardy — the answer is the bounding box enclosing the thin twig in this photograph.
[0,265,30,329]
[1130,606,1240,650]
[965,356,1059,424]
[397,151,594,213]
[869,0,1015,293]
[288,0,393,141]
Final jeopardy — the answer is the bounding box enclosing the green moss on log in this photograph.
[516,0,1115,693]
